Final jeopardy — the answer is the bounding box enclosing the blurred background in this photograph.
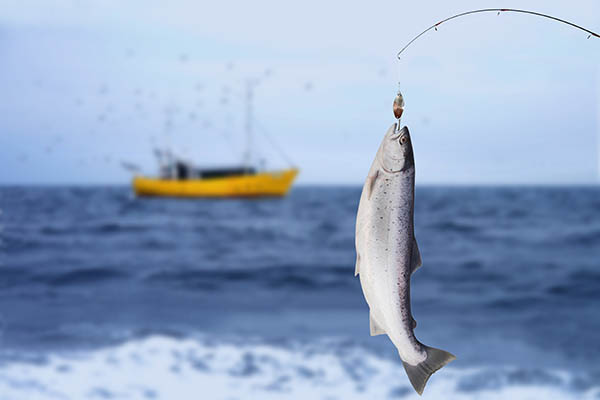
[0,0,599,399]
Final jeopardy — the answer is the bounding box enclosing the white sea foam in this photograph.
[0,336,597,400]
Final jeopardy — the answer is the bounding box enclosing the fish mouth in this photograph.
[389,125,408,140]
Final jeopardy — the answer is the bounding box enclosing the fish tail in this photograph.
[401,346,456,395]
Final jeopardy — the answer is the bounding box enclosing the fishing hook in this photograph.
[397,8,599,60]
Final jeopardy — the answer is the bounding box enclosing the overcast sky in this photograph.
[0,0,598,184]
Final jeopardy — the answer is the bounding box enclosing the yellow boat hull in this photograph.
[133,168,299,198]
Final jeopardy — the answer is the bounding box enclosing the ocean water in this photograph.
[0,185,599,399]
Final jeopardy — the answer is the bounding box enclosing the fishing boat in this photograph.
[133,161,298,197]
[130,82,299,198]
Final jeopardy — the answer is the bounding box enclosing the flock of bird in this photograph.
[17,51,324,176]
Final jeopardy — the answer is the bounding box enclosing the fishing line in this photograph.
[396,8,599,60]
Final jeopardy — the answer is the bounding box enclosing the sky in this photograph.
[0,0,598,184]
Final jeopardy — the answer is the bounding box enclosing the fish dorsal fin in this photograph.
[355,253,361,276]
[369,312,386,336]
[367,170,379,200]
[411,238,422,273]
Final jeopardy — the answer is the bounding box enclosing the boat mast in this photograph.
[598,69,600,182]
[243,80,254,170]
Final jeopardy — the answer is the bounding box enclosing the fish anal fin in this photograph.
[367,170,379,200]
[411,238,422,273]
[355,253,361,276]
[369,313,386,336]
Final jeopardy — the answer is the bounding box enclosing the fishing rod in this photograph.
[391,8,599,125]
[397,8,599,60]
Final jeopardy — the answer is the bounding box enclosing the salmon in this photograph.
[355,123,455,395]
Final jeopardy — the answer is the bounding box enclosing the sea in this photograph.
[0,185,599,400]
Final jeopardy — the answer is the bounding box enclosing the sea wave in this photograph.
[32,267,130,287]
[0,335,597,400]
[145,265,352,291]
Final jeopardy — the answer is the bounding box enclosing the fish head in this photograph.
[379,124,414,173]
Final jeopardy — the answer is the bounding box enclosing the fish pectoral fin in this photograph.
[367,170,379,200]
[369,313,386,336]
[412,317,417,329]
[355,253,361,276]
[411,238,422,273]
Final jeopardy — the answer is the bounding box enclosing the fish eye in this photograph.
[399,136,408,145]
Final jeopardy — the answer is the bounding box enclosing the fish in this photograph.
[355,123,455,395]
